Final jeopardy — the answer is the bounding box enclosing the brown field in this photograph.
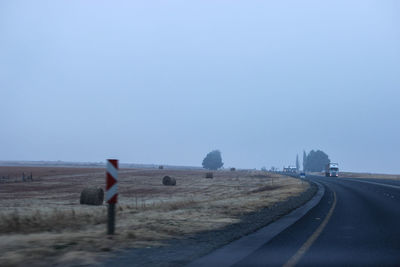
[0,166,308,266]
[339,172,400,180]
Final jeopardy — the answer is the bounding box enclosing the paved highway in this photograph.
[192,176,400,266]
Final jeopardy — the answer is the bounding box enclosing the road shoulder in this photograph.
[188,181,324,267]
[103,180,319,267]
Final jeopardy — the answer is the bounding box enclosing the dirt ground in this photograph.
[0,166,308,266]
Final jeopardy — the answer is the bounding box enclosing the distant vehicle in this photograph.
[283,166,297,173]
[299,172,306,178]
[325,163,339,177]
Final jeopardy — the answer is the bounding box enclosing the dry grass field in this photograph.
[339,172,400,180]
[0,166,308,266]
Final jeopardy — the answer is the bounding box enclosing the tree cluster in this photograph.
[303,150,330,172]
[202,150,224,170]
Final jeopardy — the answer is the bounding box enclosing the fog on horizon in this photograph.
[1,1,399,173]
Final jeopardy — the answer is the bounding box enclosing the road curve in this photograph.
[229,176,400,266]
[188,176,400,266]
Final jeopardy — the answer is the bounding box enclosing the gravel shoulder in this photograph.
[103,180,317,267]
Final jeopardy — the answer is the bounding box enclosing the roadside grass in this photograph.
[0,167,308,266]
[0,208,107,234]
[339,172,400,180]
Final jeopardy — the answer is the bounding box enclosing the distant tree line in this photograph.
[303,150,330,172]
[200,148,330,172]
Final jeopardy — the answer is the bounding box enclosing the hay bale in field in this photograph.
[80,187,104,205]
[205,172,213,178]
[162,176,176,186]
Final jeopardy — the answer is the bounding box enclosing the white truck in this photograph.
[325,163,339,177]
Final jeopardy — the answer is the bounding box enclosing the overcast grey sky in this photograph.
[1,1,399,173]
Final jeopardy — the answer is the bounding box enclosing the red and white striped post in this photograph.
[106,159,118,235]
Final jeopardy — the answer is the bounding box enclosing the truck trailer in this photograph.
[325,163,339,177]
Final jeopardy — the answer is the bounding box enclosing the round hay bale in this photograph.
[162,176,176,186]
[80,187,104,205]
[205,172,213,178]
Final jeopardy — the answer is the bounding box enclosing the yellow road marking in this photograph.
[283,190,337,267]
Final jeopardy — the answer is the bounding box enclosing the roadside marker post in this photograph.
[106,159,118,235]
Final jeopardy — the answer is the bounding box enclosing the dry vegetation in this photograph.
[340,172,400,180]
[309,171,400,181]
[339,172,400,180]
[0,166,308,266]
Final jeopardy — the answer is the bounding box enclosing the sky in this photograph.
[1,0,399,173]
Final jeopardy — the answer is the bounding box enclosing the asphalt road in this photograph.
[229,176,400,266]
